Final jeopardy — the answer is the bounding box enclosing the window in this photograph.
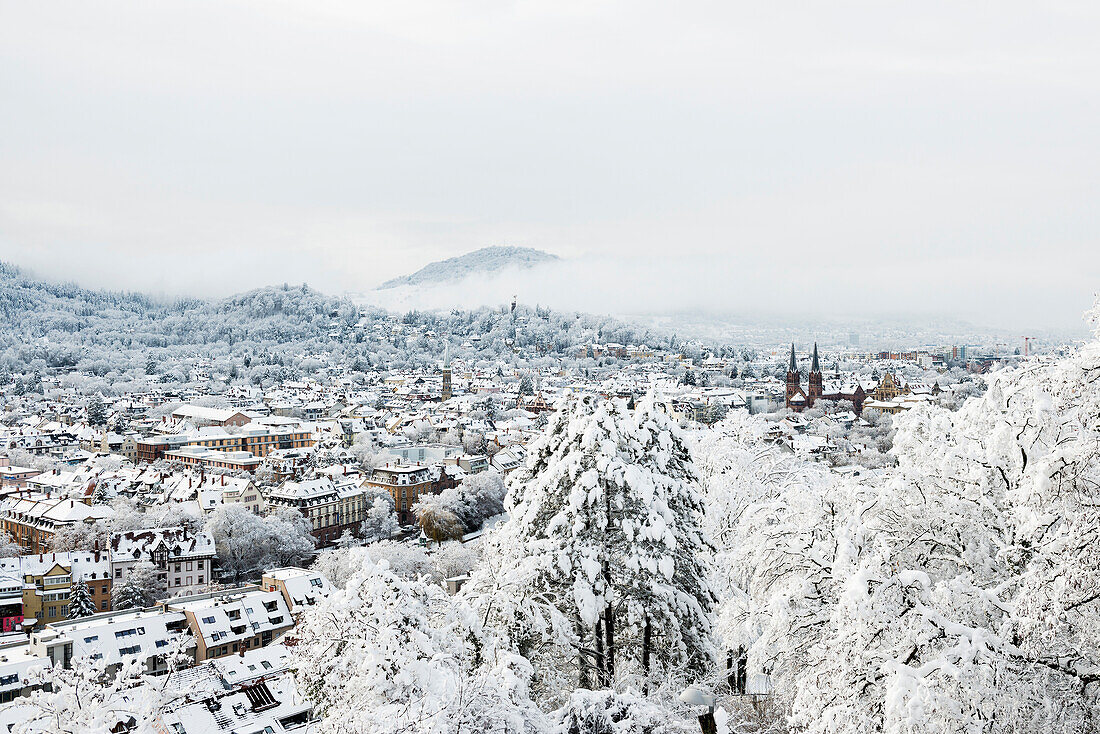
[202,616,215,624]
[310,578,323,587]
[186,562,193,571]
[260,660,272,670]
[156,639,169,648]
[197,576,204,584]
[115,629,137,638]
[101,585,108,594]
[48,607,57,619]
[84,635,99,643]
[59,605,68,616]
[119,645,141,655]
[100,601,108,610]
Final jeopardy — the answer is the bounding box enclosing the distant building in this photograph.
[441,345,453,402]
[0,495,115,554]
[785,344,867,413]
[365,464,436,526]
[169,405,251,428]
[266,477,368,546]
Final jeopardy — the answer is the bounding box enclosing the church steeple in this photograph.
[807,342,823,405]
[441,343,452,402]
[785,344,802,410]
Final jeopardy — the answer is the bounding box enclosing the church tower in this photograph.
[807,342,823,406]
[785,344,801,408]
[441,344,452,402]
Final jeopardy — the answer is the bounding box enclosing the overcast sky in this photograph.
[1,1,1097,331]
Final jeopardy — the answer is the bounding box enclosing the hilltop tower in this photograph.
[441,344,452,402]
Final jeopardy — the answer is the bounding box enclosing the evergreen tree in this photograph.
[518,373,534,396]
[68,577,98,618]
[483,395,717,691]
[86,395,106,426]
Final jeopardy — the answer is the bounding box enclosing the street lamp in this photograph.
[679,685,717,734]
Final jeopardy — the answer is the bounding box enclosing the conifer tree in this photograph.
[483,394,717,690]
[68,577,98,618]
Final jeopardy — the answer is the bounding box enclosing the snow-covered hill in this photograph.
[376,246,559,290]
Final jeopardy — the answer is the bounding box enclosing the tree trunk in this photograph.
[595,618,605,687]
[604,601,615,684]
[642,616,651,695]
[578,616,590,689]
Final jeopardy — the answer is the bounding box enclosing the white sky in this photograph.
[1,1,1097,330]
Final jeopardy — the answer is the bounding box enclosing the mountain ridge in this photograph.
[377,246,559,290]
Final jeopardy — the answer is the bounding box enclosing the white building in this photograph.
[109,527,217,598]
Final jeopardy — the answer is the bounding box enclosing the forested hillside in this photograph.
[0,262,665,394]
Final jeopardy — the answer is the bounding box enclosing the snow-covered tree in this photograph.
[16,636,193,734]
[360,495,400,543]
[415,498,465,544]
[68,577,98,618]
[478,395,718,696]
[294,558,542,733]
[205,504,315,585]
[111,561,161,610]
[697,302,1100,732]
[429,470,508,533]
[86,394,106,426]
[0,531,21,557]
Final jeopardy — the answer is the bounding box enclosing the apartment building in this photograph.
[29,607,193,676]
[0,551,113,624]
[260,567,332,616]
[0,495,114,554]
[266,476,368,546]
[110,527,217,598]
[364,464,437,525]
[164,587,293,661]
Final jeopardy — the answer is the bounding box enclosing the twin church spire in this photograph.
[788,343,821,375]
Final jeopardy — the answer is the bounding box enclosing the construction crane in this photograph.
[1020,336,1036,357]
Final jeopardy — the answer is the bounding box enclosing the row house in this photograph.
[0,495,115,554]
